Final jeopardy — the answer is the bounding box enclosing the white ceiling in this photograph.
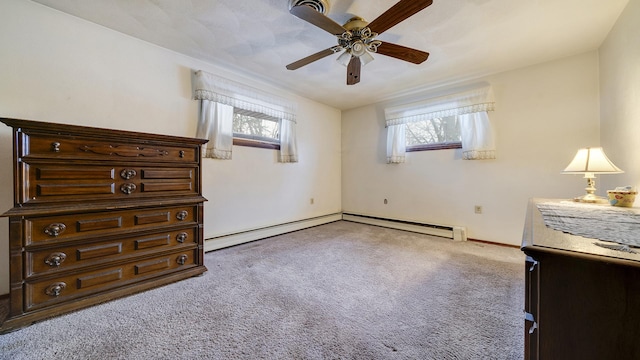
[32,0,628,110]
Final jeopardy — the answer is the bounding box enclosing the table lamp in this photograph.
[562,147,623,203]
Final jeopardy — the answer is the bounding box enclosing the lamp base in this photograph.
[572,194,609,204]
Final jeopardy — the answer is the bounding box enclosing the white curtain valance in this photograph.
[194,70,297,123]
[385,85,495,126]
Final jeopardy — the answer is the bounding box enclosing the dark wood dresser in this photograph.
[0,118,208,333]
[522,199,640,359]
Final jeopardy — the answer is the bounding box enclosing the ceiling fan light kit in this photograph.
[286,0,433,85]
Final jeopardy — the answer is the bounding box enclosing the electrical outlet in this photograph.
[474,205,482,214]
[310,198,314,205]
[384,199,388,205]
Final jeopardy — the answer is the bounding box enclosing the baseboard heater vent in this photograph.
[342,213,467,241]
[204,213,343,252]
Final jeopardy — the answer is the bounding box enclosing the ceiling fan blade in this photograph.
[290,5,347,36]
[367,0,433,35]
[347,56,361,85]
[376,42,429,64]
[286,47,340,70]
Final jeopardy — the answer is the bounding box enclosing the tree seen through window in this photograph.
[233,112,279,143]
[405,116,461,146]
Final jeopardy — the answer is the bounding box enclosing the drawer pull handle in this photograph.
[526,255,538,272]
[44,252,67,267]
[179,150,185,158]
[176,211,188,221]
[177,254,188,265]
[524,312,538,334]
[51,142,61,152]
[45,282,67,297]
[44,223,66,237]
[120,169,137,180]
[120,183,137,194]
[176,232,188,243]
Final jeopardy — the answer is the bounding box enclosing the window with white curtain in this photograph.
[193,70,298,162]
[385,84,496,163]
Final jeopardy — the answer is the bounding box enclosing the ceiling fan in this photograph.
[286,0,433,85]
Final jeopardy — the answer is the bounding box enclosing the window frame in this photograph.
[233,137,281,150]
[406,142,462,152]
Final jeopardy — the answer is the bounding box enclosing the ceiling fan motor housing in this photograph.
[288,0,329,14]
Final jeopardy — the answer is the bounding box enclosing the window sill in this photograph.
[233,137,280,150]
[406,142,462,152]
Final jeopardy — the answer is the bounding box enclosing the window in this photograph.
[405,116,462,152]
[385,85,496,163]
[232,109,280,150]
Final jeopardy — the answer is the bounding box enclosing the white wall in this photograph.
[0,0,341,295]
[600,0,640,194]
[342,52,601,246]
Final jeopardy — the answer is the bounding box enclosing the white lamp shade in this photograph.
[359,51,375,66]
[562,147,623,174]
[336,50,351,67]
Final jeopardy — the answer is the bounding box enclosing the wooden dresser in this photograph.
[522,199,640,359]
[0,118,208,333]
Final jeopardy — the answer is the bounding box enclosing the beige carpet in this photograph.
[0,221,525,359]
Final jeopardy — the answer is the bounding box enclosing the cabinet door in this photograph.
[535,252,640,359]
[524,255,539,360]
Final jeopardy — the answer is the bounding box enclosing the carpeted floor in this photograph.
[0,221,525,359]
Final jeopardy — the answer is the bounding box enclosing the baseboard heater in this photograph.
[342,213,467,241]
[204,213,343,252]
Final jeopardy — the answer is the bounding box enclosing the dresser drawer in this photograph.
[26,227,198,278]
[25,249,198,311]
[19,162,198,205]
[25,205,199,246]
[20,132,199,163]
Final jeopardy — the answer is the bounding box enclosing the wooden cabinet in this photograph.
[0,118,208,333]
[522,199,640,359]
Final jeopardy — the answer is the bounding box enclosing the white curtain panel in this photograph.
[384,84,496,161]
[196,100,234,160]
[279,118,299,163]
[386,123,407,164]
[459,112,496,160]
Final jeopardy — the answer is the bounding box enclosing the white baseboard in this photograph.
[204,213,343,252]
[342,213,467,241]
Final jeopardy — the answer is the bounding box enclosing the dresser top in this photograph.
[522,198,640,265]
[1,118,208,145]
